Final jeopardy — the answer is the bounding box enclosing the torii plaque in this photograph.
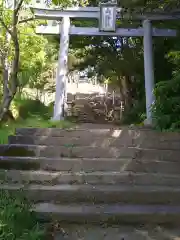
[99,1,117,32]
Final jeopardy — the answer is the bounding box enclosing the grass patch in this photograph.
[0,190,45,240]
[0,117,75,144]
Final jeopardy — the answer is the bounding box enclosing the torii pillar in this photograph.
[53,17,70,121]
[143,19,155,126]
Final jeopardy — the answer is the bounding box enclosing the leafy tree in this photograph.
[153,75,180,130]
[0,0,59,121]
[0,0,30,120]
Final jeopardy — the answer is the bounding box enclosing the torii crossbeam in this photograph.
[36,25,176,37]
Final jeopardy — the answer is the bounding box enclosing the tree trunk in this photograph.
[0,5,20,122]
[123,75,133,109]
[118,75,133,111]
[0,35,12,121]
[118,76,125,101]
[0,57,15,122]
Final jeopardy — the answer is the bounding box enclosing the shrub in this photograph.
[13,97,50,120]
[122,99,146,125]
[153,75,180,131]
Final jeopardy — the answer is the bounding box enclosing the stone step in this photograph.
[3,184,180,204]
[78,119,96,123]
[1,144,180,160]
[2,170,180,186]
[0,156,129,171]
[8,135,135,147]
[139,141,180,150]
[15,128,116,137]
[1,156,180,174]
[137,148,180,161]
[14,128,180,150]
[34,202,180,224]
[8,135,180,150]
[15,127,180,141]
[47,224,180,240]
[15,128,130,139]
[130,159,180,174]
[0,144,137,158]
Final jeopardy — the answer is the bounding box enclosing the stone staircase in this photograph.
[67,95,97,123]
[1,124,180,238]
[67,93,118,123]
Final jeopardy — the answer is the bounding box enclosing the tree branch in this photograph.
[0,49,4,59]
[0,18,13,36]
[15,0,24,15]
[18,17,35,24]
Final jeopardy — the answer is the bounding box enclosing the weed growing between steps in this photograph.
[0,189,46,240]
[0,118,74,144]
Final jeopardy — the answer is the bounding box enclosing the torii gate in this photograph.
[31,2,178,125]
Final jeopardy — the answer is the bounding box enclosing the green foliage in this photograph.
[0,94,74,144]
[153,75,180,131]
[0,190,45,240]
[47,101,55,117]
[88,0,180,11]
[52,0,88,7]
[14,97,50,120]
[122,99,146,124]
[17,26,58,92]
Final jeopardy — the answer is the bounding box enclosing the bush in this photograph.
[13,96,50,120]
[0,190,45,240]
[122,99,146,125]
[47,101,54,118]
[153,75,180,131]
